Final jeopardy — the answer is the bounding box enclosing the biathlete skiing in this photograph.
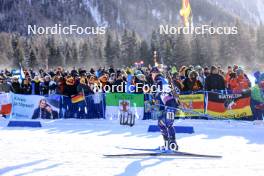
[150,66,180,151]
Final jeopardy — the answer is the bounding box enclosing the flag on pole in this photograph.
[19,63,25,81]
[71,93,85,104]
[180,0,193,27]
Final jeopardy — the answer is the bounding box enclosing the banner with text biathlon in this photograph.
[206,91,253,119]
[11,94,60,119]
[105,93,144,120]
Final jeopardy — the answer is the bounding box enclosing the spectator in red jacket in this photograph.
[228,68,251,92]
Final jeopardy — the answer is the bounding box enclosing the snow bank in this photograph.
[0,119,263,176]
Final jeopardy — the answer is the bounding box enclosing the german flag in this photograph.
[71,93,85,104]
[206,91,253,118]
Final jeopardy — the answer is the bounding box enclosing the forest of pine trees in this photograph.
[0,20,263,70]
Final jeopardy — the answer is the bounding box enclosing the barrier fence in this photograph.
[0,88,264,121]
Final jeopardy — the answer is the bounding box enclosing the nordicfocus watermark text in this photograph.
[92,83,172,93]
[28,24,106,35]
[160,25,238,35]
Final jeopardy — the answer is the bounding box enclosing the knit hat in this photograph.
[135,74,146,81]
[134,70,142,76]
[236,68,243,75]
[195,65,202,71]
[150,67,160,73]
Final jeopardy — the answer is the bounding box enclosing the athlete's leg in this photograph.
[158,116,169,142]
[165,98,179,150]
[166,117,178,150]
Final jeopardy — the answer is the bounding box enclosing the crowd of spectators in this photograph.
[0,64,252,96]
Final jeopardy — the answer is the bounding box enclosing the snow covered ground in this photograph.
[0,118,264,176]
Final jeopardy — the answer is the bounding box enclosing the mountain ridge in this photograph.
[1,0,262,39]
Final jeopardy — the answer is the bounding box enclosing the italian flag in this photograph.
[105,93,144,120]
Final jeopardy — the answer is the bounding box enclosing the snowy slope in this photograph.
[208,0,264,25]
[257,0,264,23]
[83,0,109,27]
[0,119,264,176]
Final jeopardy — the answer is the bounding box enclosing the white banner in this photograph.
[11,94,59,119]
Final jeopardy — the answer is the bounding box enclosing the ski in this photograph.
[116,146,160,152]
[105,147,222,158]
[104,151,222,158]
